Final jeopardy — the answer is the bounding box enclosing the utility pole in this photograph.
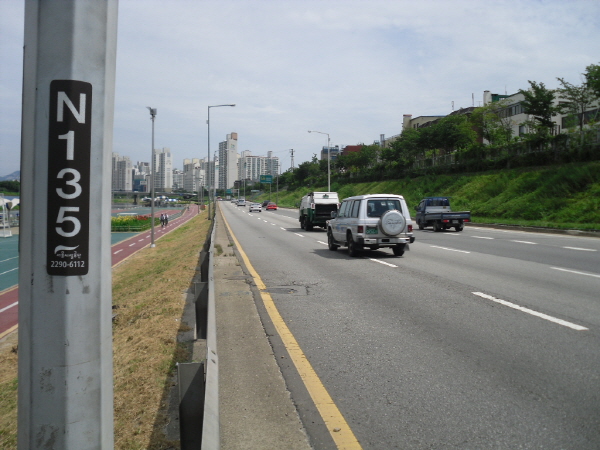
[19,1,118,448]
[207,104,235,219]
[290,148,295,170]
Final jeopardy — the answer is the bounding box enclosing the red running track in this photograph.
[0,208,199,339]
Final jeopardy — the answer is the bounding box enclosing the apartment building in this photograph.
[132,161,149,192]
[218,132,238,190]
[238,150,280,182]
[172,168,184,191]
[183,158,205,193]
[111,152,133,191]
[320,146,340,161]
[153,147,173,192]
[483,89,598,137]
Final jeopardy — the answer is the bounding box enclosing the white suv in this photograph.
[327,194,415,257]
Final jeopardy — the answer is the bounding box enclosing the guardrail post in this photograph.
[195,282,208,340]
[178,362,205,449]
[200,250,210,282]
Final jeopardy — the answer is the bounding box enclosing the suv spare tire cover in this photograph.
[380,210,406,236]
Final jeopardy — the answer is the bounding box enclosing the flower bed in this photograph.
[111,214,159,232]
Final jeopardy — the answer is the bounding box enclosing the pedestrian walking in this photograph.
[164,213,169,226]
[160,213,165,227]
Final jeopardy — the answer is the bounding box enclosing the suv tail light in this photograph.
[408,224,413,232]
[357,225,364,233]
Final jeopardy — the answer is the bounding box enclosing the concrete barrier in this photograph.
[178,212,219,449]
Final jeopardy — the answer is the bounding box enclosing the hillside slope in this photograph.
[261,162,600,231]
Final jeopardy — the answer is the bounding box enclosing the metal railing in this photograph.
[177,206,219,449]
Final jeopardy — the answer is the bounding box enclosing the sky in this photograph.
[1,0,599,178]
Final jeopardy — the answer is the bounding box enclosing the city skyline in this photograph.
[111,133,281,193]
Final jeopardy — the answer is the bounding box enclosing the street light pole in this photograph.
[147,107,157,247]
[214,150,218,204]
[207,104,235,219]
[276,159,280,205]
[308,130,331,192]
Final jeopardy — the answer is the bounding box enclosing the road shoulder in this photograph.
[214,206,312,450]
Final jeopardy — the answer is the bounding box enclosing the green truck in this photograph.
[299,191,339,231]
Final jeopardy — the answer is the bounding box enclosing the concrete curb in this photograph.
[465,221,600,238]
[213,205,312,450]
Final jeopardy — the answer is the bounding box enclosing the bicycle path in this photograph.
[0,207,198,339]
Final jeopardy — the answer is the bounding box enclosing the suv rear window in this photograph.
[366,199,402,217]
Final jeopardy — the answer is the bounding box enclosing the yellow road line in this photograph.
[0,324,18,341]
[0,285,18,297]
[220,206,363,449]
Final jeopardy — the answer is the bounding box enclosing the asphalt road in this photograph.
[221,202,600,449]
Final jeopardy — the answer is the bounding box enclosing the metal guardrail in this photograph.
[177,207,219,449]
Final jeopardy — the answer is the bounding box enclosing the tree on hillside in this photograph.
[336,145,379,175]
[584,63,600,98]
[278,168,295,187]
[556,77,599,132]
[416,126,437,157]
[430,115,476,154]
[383,128,421,166]
[469,100,514,146]
[518,80,559,136]
[293,156,322,187]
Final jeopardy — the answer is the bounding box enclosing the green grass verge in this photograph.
[255,162,600,231]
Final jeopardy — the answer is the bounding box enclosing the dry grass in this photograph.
[0,342,18,449]
[0,213,211,449]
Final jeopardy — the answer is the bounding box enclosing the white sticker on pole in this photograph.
[47,80,91,276]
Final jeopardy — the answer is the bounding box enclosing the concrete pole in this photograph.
[19,1,118,449]
[207,104,235,219]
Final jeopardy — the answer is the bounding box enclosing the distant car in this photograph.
[249,203,262,212]
[262,200,270,207]
[266,202,278,210]
[237,199,246,206]
[231,198,237,203]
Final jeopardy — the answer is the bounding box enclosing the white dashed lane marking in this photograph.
[430,245,470,254]
[550,267,600,279]
[369,258,398,268]
[473,292,588,331]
